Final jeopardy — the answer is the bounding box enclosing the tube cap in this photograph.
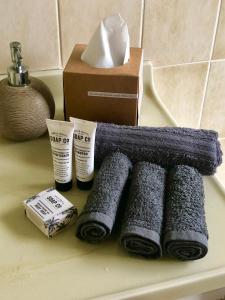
[77,179,93,190]
[55,180,73,192]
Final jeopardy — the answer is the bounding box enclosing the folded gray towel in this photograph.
[95,123,222,175]
[75,152,132,243]
[120,162,166,258]
[163,165,208,260]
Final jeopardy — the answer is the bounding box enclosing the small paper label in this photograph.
[88,91,138,99]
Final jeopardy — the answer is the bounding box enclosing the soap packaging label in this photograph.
[24,188,77,237]
[63,44,143,126]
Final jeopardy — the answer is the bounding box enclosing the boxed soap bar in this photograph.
[24,188,77,237]
[63,44,143,126]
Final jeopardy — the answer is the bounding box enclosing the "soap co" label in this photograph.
[74,133,90,143]
[50,136,70,144]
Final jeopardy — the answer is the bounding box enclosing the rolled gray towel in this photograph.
[95,123,222,175]
[120,162,166,258]
[163,165,208,260]
[75,152,132,243]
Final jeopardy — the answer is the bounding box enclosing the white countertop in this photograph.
[0,65,225,300]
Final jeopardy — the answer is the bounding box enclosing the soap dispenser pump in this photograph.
[8,41,30,87]
[0,41,55,141]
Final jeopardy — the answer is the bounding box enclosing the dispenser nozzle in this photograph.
[10,42,23,68]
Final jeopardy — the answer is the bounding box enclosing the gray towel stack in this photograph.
[120,162,166,258]
[95,123,222,175]
[163,165,208,260]
[75,152,132,243]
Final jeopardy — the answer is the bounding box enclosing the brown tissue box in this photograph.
[63,44,143,125]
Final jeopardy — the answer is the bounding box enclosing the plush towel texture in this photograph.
[95,123,222,175]
[75,152,132,243]
[120,162,166,258]
[163,165,208,260]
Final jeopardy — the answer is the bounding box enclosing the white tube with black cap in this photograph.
[70,117,97,190]
[46,119,74,191]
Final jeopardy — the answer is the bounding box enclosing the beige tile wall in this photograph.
[0,0,224,70]
[0,0,225,139]
[143,0,219,66]
[213,0,225,59]
[153,62,209,128]
[0,0,60,73]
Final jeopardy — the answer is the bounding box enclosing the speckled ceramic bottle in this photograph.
[0,42,55,142]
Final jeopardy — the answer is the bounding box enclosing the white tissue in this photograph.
[81,14,130,68]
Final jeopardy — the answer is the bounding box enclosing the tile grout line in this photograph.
[211,58,225,63]
[3,58,225,75]
[196,62,211,129]
[0,68,63,78]
[197,0,222,129]
[140,0,146,48]
[210,0,222,61]
[55,0,63,69]
[151,57,225,71]
[153,60,210,69]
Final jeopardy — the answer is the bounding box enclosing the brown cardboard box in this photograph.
[63,44,143,125]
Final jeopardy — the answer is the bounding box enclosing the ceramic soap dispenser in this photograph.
[0,41,55,141]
